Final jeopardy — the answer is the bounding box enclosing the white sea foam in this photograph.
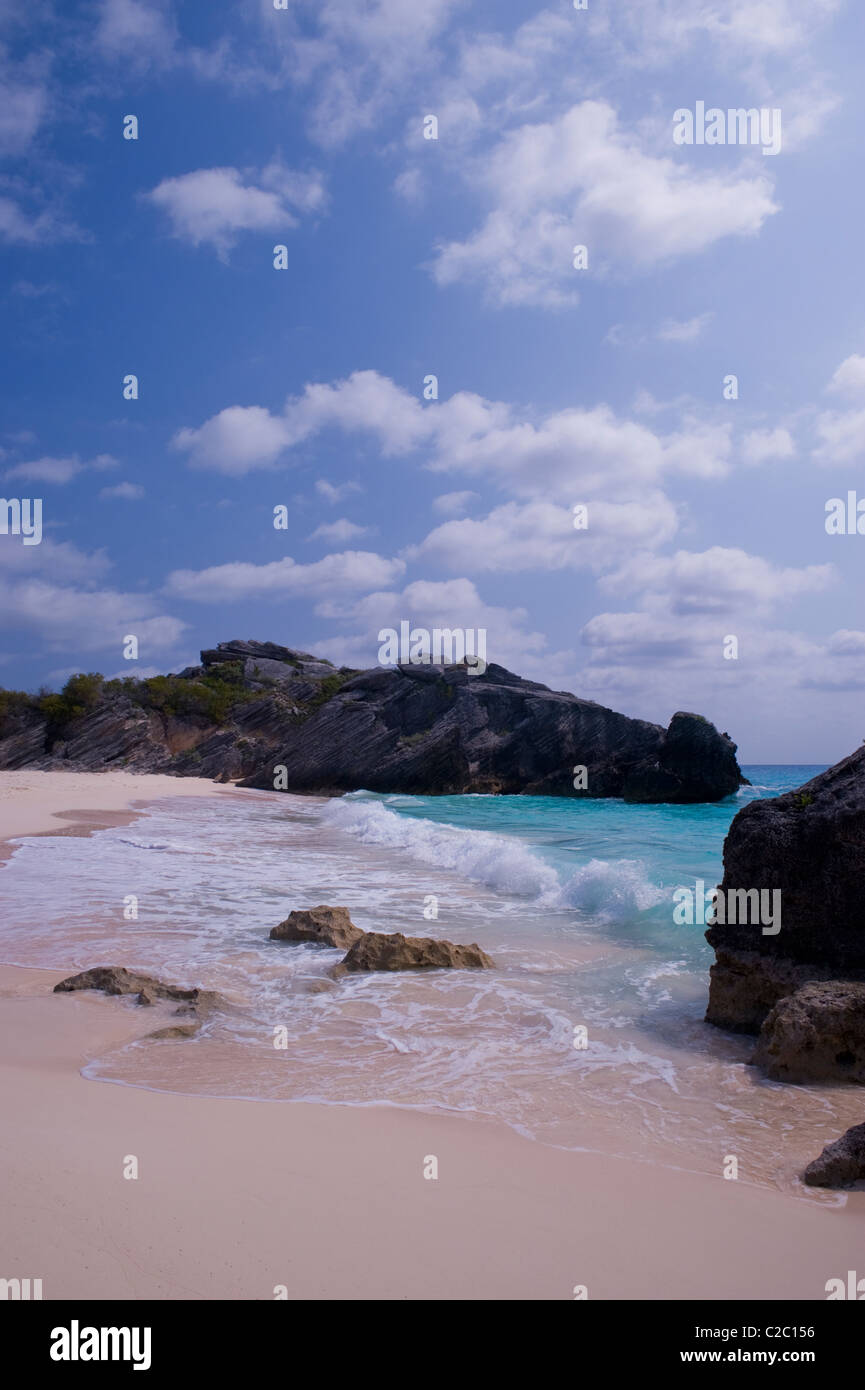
[322,795,663,920]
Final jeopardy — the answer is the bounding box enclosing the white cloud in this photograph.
[311,576,552,676]
[0,538,112,585]
[656,313,713,343]
[172,405,299,475]
[432,490,479,517]
[316,478,363,504]
[827,354,865,401]
[0,49,49,156]
[165,550,405,602]
[267,0,464,147]
[408,497,679,574]
[172,370,731,497]
[0,570,185,654]
[431,101,778,307]
[0,195,83,246]
[307,518,370,542]
[601,546,836,616]
[146,161,326,257]
[100,482,145,500]
[741,426,795,465]
[5,453,117,484]
[95,0,177,67]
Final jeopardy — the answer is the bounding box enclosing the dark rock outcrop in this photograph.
[0,638,744,803]
[706,748,865,1035]
[331,931,494,977]
[53,966,224,1034]
[705,949,836,1036]
[270,905,364,950]
[803,1122,865,1188]
[752,982,865,1084]
[241,662,741,802]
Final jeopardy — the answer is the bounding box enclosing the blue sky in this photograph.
[2,0,865,761]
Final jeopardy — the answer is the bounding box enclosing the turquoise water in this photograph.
[341,767,824,961]
[3,763,857,1189]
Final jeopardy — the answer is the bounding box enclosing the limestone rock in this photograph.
[331,931,493,977]
[753,981,865,1083]
[270,905,364,950]
[146,1022,200,1041]
[803,1122,865,1188]
[53,965,224,1021]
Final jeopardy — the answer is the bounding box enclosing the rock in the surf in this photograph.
[803,1122,865,1188]
[706,746,865,1037]
[331,931,493,977]
[53,965,224,1021]
[270,905,364,950]
[752,981,865,1084]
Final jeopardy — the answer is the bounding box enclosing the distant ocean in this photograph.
[1,765,859,1192]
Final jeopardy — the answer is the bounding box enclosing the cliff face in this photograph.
[0,638,744,803]
[705,748,865,1068]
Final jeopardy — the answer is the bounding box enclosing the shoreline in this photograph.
[0,769,257,864]
[1,770,865,1300]
[3,959,865,1300]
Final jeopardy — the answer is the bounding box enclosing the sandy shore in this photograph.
[0,769,238,862]
[1,772,864,1300]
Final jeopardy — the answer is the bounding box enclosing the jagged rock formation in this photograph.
[804,1122,865,1188]
[706,747,865,1092]
[270,905,364,950]
[330,931,494,977]
[706,748,865,1039]
[752,982,865,1083]
[53,965,225,1036]
[0,638,744,803]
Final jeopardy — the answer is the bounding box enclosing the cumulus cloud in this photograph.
[407,497,679,574]
[146,161,326,257]
[0,48,49,155]
[601,546,836,616]
[99,482,145,500]
[432,490,479,517]
[94,0,177,67]
[826,353,865,400]
[430,101,778,307]
[262,0,464,147]
[165,550,405,602]
[5,453,117,484]
[310,576,553,676]
[814,354,865,464]
[307,518,370,543]
[172,369,731,494]
[741,427,795,465]
[316,478,363,504]
[171,405,300,475]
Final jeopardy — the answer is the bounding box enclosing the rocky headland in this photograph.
[0,638,744,803]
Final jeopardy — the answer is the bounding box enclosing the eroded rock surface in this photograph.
[270,905,364,950]
[752,981,865,1083]
[331,931,494,978]
[803,1122,865,1188]
[0,639,744,803]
